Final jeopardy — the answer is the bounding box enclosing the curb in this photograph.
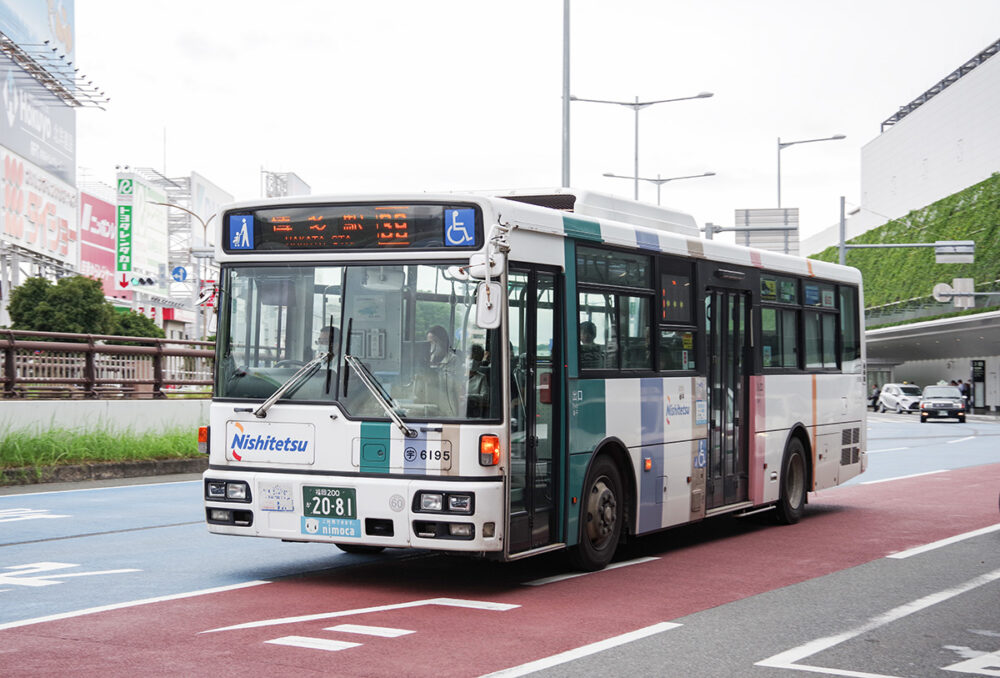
[0,457,209,487]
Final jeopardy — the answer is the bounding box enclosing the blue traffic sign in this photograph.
[171,266,188,282]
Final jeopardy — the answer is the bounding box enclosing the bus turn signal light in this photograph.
[479,434,501,466]
[198,426,210,454]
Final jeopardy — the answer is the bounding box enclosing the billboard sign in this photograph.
[116,171,169,296]
[0,145,78,265]
[190,171,233,247]
[734,208,800,255]
[79,192,116,295]
[0,0,76,62]
[0,1,76,184]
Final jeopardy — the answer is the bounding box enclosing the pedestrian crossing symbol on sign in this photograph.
[229,215,254,250]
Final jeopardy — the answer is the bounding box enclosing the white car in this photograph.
[877,383,922,414]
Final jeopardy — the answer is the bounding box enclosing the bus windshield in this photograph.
[216,262,500,421]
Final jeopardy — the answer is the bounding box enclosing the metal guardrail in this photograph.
[0,330,215,399]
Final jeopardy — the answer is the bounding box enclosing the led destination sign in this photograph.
[225,204,480,252]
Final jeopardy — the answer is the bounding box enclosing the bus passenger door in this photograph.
[507,267,560,554]
[705,287,751,510]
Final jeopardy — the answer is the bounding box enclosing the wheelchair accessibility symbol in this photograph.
[445,209,475,247]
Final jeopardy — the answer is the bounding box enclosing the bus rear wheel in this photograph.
[569,456,624,571]
[774,437,807,525]
[335,544,385,555]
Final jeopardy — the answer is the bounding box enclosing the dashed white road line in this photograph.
[480,621,682,677]
[887,523,1000,559]
[266,636,361,652]
[946,436,976,444]
[860,470,946,485]
[522,557,659,586]
[326,623,414,637]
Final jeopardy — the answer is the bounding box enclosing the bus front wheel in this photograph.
[774,437,807,525]
[569,456,624,571]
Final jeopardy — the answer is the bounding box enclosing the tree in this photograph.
[112,310,165,340]
[8,276,116,337]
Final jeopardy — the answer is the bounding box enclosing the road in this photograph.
[0,417,998,677]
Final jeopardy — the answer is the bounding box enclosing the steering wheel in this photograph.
[274,359,306,368]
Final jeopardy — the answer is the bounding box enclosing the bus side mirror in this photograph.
[476,281,502,329]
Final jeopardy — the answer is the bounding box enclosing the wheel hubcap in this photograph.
[584,476,617,549]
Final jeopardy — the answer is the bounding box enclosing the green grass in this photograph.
[0,428,201,470]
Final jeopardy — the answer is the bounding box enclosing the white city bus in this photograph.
[202,190,867,570]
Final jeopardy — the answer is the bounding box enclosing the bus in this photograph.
[201,189,867,570]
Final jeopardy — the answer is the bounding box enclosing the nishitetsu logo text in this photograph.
[230,422,309,461]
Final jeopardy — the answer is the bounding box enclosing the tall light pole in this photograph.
[151,201,215,340]
[571,92,714,200]
[603,171,715,205]
[777,133,846,207]
[561,0,570,187]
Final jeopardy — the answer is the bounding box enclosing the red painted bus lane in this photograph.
[2,463,998,677]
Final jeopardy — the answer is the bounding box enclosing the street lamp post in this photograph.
[603,171,715,205]
[571,92,713,200]
[776,134,846,207]
[151,201,216,340]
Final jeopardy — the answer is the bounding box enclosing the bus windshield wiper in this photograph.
[253,352,331,418]
[344,354,417,438]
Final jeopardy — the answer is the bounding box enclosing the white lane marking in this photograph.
[480,622,682,677]
[326,623,414,637]
[0,562,140,587]
[943,649,1000,675]
[203,597,519,633]
[266,636,361,652]
[522,557,659,586]
[0,508,71,522]
[0,480,199,498]
[860,470,946,485]
[866,447,908,454]
[0,580,270,631]
[887,523,1000,559]
[756,568,1000,677]
[947,436,976,445]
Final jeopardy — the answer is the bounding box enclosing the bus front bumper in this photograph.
[203,469,505,553]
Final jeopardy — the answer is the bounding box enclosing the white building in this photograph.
[802,38,1000,256]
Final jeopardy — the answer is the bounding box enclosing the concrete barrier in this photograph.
[0,399,209,435]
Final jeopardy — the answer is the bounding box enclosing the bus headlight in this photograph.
[420,493,444,512]
[205,479,251,503]
[448,494,472,513]
[414,491,475,514]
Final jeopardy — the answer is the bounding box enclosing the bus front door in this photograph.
[706,288,751,510]
[507,267,560,555]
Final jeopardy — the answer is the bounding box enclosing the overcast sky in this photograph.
[74,0,1000,241]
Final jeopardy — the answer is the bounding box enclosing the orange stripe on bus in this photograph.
[811,374,818,490]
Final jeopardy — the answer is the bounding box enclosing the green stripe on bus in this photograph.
[566,379,607,546]
[359,421,392,474]
[563,215,602,242]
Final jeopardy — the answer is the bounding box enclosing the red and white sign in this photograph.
[1,147,78,266]
[79,192,118,296]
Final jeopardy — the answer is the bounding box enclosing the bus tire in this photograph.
[569,455,624,571]
[774,437,807,525]
[335,544,385,555]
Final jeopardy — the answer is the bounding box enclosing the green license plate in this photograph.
[303,486,357,519]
